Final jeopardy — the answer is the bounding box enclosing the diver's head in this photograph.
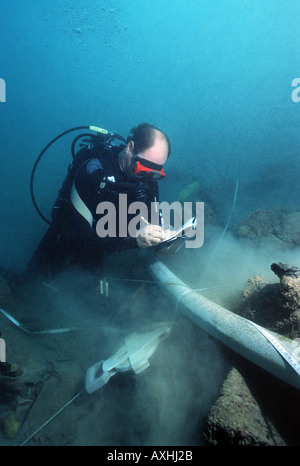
[119,123,170,180]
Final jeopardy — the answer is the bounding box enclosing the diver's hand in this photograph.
[136,225,167,248]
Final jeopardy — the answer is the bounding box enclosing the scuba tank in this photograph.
[30,125,126,225]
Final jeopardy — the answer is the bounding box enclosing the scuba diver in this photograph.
[26,123,171,278]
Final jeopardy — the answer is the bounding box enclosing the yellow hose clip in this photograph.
[89,126,109,134]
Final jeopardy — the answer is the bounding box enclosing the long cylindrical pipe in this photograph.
[149,261,300,391]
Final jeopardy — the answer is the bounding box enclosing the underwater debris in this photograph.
[0,362,24,405]
[0,362,44,442]
[98,278,109,297]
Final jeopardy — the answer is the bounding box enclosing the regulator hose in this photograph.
[29,125,125,225]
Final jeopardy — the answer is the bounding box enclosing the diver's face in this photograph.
[119,131,168,178]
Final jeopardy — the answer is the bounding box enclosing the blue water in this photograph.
[0,0,299,269]
[0,0,300,446]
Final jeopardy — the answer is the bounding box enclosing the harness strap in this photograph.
[70,180,93,226]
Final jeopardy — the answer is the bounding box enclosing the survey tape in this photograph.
[248,320,300,376]
[0,307,78,335]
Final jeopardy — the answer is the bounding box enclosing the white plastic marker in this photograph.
[0,337,6,362]
[20,322,171,445]
[85,322,171,393]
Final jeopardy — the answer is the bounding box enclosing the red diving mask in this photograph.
[132,155,165,180]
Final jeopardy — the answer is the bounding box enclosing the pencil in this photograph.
[140,216,150,225]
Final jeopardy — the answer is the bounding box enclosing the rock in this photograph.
[275,212,300,246]
[202,203,216,225]
[271,263,300,314]
[271,262,300,279]
[237,224,252,238]
[258,235,291,252]
[237,276,282,327]
[204,262,300,446]
[242,275,269,299]
[234,263,300,339]
[237,209,277,240]
[204,367,286,446]
[237,209,300,249]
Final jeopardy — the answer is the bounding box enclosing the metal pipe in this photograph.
[149,261,300,391]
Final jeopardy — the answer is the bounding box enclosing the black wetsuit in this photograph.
[26,143,159,277]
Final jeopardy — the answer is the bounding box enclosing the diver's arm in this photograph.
[73,165,168,252]
[71,209,169,252]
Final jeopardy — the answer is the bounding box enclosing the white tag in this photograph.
[0,338,6,362]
